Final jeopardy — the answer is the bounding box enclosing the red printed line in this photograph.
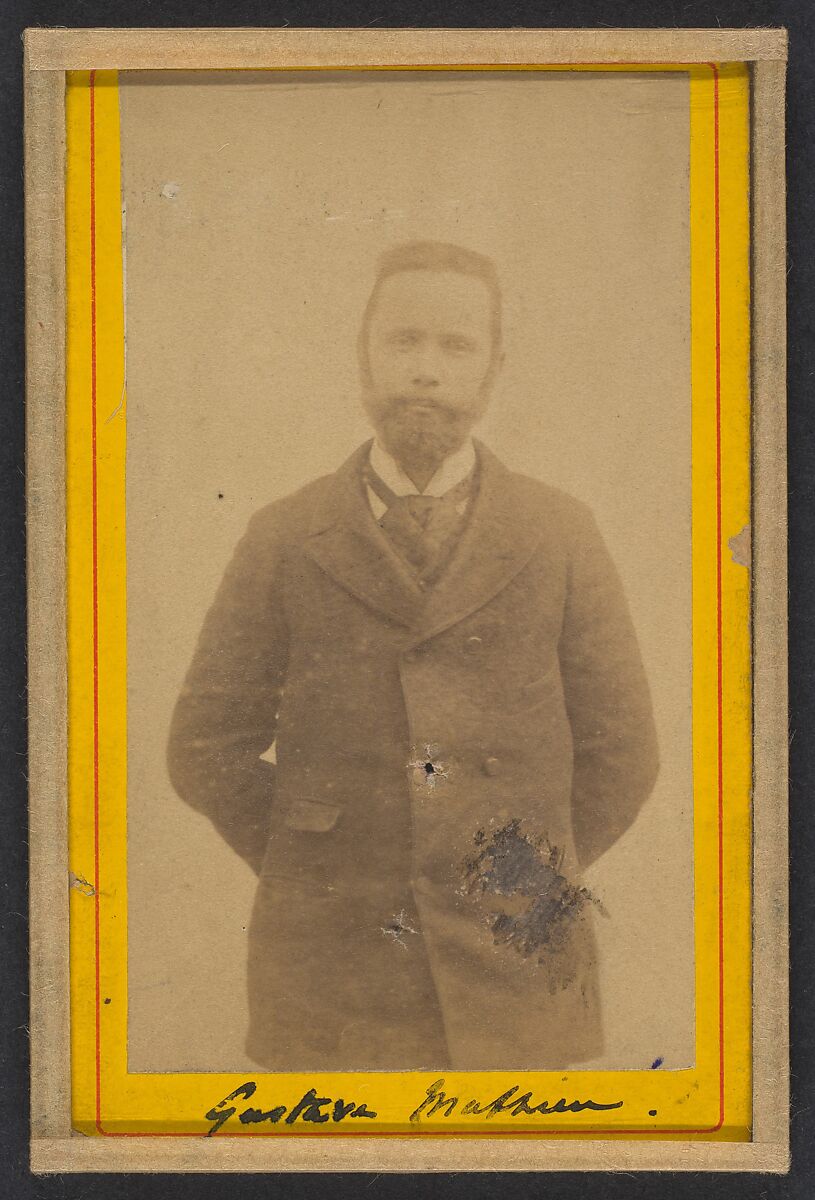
[712,61,727,1135]
[88,68,104,1138]
[90,64,727,1138]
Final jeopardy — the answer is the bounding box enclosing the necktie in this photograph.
[365,468,474,578]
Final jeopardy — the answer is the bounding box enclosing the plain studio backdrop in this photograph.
[121,69,693,1072]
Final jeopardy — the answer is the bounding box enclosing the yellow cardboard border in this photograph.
[65,63,751,1139]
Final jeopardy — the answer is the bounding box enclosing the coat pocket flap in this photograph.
[283,799,342,833]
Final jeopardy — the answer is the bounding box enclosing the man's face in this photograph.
[361,269,497,465]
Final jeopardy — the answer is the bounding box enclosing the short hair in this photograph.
[359,240,503,360]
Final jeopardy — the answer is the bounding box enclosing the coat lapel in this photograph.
[416,440,543,641]
[303,441,427,630]
[303,439,543,638]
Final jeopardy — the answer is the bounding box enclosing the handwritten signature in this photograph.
[204,1076,624,1134]
[205,1082,377,1135]
[409,1078,624,1122]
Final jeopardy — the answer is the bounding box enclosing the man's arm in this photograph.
[557,502,660,870]
[167,510,290,875]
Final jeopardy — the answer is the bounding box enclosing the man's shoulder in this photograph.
[242,472,339,544]
[509,469,587,513]
[496,471,612,574]
[484,449,595,534]
[471,441,605,560]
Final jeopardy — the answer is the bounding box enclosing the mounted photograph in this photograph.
[23,26,788,1173]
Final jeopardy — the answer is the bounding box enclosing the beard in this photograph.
[375,396,477,470]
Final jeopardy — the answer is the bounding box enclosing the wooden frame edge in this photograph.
[25,62,72,1145]
[22,27,788,72]
[29,1135,791,1174]
[748,58,790,1167]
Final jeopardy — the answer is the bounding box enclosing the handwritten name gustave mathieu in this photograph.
[204,1079,623,1134]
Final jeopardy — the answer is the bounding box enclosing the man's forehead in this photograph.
[371,268,492,325]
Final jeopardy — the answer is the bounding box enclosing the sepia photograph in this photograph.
[119,67,696,1075]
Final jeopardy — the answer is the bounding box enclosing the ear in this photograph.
[356,327,371,381]
[488,345,506,382]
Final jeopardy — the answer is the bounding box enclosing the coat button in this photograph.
[482,756,501,777]
[465,635,483,653]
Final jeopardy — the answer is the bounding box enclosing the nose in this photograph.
[410,346,442,388]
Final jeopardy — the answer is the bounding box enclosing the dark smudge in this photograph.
[460,819,598,977]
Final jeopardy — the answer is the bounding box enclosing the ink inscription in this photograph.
[205,1082,377,1135]
[409,1078,624,1123]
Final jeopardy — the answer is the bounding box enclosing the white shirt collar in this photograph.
[368,438,476,498]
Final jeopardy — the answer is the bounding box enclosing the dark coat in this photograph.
[167,440,659,1071]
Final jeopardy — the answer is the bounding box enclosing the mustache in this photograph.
[384,395,462,420]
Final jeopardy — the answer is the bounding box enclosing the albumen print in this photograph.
[121,69,694,1074]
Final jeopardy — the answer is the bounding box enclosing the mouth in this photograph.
[392,396,450,417]
[404,404,442,422]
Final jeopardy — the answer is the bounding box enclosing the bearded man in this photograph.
[167,239,659,1071]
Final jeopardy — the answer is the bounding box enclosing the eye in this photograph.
[387,330,420,349]
[442,335,476,354]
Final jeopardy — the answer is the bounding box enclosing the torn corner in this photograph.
[728,525,751,569]
[69,871,96,897]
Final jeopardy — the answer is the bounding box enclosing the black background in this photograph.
[1,2,812,1196]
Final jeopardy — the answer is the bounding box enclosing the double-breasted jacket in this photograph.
[167,440,659,1070]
